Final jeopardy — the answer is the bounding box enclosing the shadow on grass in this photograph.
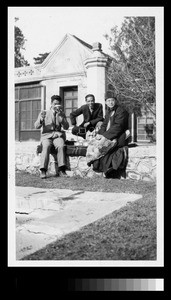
[16,171,156,261]
[20,194,156,261]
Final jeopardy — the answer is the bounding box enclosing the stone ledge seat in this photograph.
[36,140,129,179]
[36,140,88,157]
[15,141,156,181]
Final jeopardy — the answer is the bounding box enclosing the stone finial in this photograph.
[92,42,102,52]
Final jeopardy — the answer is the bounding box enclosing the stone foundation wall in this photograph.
[15,142,156,181]
[126,146,156,181]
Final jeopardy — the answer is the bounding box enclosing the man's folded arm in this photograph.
[70,107,83,125]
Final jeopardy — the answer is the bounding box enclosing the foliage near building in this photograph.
[33,52,50,64]
[105,17,156,120]
[15,18,30,67]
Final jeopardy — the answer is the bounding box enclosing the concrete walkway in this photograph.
[16,186,142,260]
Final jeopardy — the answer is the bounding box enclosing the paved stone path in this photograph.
[15,186,142,260]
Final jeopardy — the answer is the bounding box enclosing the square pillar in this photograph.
[84,42,108,113]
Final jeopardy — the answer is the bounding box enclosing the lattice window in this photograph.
[64,89,78,126]
[137,114,154,141]
[15,85,45,141]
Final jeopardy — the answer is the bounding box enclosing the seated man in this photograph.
[88,93,129,178]
[97,95,129,143]
[34,95,69,179]
[70,94,104,139]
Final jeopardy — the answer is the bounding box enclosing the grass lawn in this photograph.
[16,171,157,261]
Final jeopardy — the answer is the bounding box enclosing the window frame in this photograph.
[62,87,78,127]
[15,84,46,141]
[137,111,155,142]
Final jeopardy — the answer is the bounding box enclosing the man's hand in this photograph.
[56,110,65,123]
[40,111,46,122]
[84,122,90,128]
[53,132,62,139]
[95,134,103,140]
[56,109,64,116]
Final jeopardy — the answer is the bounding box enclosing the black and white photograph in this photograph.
[8,6,164,270]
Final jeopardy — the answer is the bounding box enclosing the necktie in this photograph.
[54,111,57,129]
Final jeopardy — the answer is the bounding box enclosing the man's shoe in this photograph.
[59,171,68,178]
[40,170,46,179]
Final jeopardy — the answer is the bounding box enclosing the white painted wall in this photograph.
[41,75,88,125]
[86,65,107,112]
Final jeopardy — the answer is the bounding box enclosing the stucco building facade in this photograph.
[14,33,154,143]
[14,34,156,181]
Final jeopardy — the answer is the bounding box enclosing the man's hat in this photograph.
[105,90,117,100]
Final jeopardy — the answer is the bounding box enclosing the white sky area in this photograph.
[9,6,161,65]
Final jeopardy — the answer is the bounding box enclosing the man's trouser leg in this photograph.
[40,139,52,171]
[53,137,66,168]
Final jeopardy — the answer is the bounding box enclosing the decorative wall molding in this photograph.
[15,65,86,84]
[15,66,42,83]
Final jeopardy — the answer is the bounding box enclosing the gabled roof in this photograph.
[40,33,93,69]
[72,34,113,60]
[72,35,93,50]
[14,33,114,83]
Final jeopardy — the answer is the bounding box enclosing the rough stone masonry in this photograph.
[15,142,156,182]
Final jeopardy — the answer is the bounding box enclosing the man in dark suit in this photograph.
[92,94,129,178]
[97,95,129,145]
[70,94,104,139]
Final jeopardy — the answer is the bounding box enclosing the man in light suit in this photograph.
[34,95,69,179]
[70,94,104,139]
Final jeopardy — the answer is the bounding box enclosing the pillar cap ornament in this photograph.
[84,41,109,69]
[84,56,108,69]
[92,42,102,52]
